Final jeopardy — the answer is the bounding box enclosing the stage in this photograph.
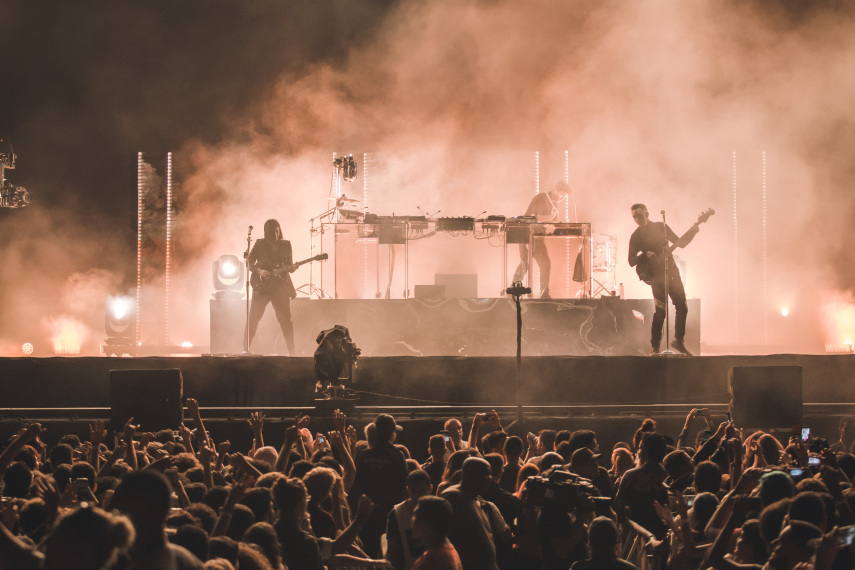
[2,353,854,461]
[3,353,854,409]
[216,297,702,357]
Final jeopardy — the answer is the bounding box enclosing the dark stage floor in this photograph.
[2,353,855,462]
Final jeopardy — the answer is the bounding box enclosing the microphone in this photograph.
[473,210,487,220]
[430,209,442,218]
[248,225,253,235]
[417,206,425,216]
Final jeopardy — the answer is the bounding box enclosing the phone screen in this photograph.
[789,468,805,478]
[443,435,451,442]
[839,525,855,546]
[808,456,821,467]
[801,427,811,441]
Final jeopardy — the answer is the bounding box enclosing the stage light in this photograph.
[0,140,31,209]
[212,255,244,300]
[105,296,134,342]
[181,341,193,348]
[780,307,789,317]
[22,342,33,355]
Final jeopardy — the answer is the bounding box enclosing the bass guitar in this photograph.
[251,253,328,293]
[635,208,714,285]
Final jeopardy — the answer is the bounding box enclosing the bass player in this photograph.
[628,204,712,356]
[247,218,297,355]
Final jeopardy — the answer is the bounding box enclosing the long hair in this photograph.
[263,219,281,241]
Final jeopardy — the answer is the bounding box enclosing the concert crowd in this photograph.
[0,401,854,570]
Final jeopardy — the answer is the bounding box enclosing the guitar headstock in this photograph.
[696,208,715,225]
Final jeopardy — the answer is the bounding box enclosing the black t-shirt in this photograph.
[274,520,323,570]
[627,222,679,269]
[525,192,558,219]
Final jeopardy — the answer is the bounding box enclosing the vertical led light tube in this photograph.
[164,152,173,346]
[532,151,540,295]
[564,150,570,297]
[762,151,767,346]
[732,151,739,346]
[136,153,143,346]
[362,152,370,298]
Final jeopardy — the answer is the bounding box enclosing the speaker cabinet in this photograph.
[210,298,245,354]
[110,369,184,432]
[728,366,802,429]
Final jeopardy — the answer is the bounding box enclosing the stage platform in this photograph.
[2,353,855,461]
[2,353,854,410]
[236,297,702,357]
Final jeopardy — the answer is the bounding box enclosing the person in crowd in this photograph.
[386,469,433,570]
[349,414,408,558]
[109,470,205,569]
[830,416,855,453]
[410,496,462,570]
[420,435,447,492]
[441,457,510,570]
[570,516,638,570]
[7,400,855,570]
[442,419,467,451]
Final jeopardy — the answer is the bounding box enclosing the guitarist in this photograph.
[628,204,699,356]
[247,218,296,354]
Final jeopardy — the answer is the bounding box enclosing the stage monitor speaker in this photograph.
[728,366,802,429]
[210,298,245,354]
[435,274,477,298]
[110,369,183,432]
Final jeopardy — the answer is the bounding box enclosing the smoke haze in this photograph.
[1,0,855,354]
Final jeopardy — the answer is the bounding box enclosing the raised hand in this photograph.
[333,409,347,433]
[123,417,139,440]
[488,410,502,430]
[355,495,374,520]
[88,419,106,446]
[247,412,265,436]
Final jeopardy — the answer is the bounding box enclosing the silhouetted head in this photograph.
[263,219,282,241]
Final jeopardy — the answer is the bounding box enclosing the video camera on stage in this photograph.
[523,470,610,513]
[314,324,361,399]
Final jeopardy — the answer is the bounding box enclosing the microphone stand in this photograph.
[660,211,678,356]
[507,281,532,421]
[243,227,253,354]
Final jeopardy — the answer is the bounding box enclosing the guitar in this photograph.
[635,208,714,285]
[251,253,328,293]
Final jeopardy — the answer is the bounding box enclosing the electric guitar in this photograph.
[635,208,714,285]
[251,253,328,293]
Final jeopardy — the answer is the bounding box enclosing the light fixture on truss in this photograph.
[0,140,30,209]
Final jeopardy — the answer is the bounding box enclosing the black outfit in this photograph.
[513,192,559,296]
[247,219,296,354]
[349,441,408,557]
[274,519,324,570]
[627,221,697,350]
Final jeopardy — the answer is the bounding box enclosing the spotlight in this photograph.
[212,255,244,300]
[105,296,134,343]
[22,342,34,355]
[0,140,31,209]
[780,307,789,317]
